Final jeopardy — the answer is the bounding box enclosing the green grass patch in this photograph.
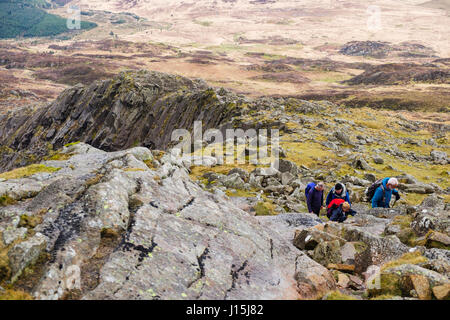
[0,164,60,180]
[254,201,277,216]
[225,189,256,198]
[45,153,73,161]
[0,288,33,300]
[0,194,17,207]
[325,290,358,300]
[381,251,427,272]
[370,294,396,300]
[193,20,213,27]
[64,141,81,148]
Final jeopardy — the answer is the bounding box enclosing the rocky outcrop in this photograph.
[0,70,243,173]
[0,143,336,300]
[345,62,450,85]
[339,41,437,59]
[0,69,448,300]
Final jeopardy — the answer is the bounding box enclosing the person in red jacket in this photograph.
[327,200,356,222]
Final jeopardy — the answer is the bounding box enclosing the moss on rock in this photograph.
[254,201,276,216]
[0,164,60,180]
[324,290,358,300]
[0,288,33,300]
[0,194,17,207]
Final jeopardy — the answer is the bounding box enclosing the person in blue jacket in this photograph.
[372,177,400,208]
[329,202,356,223]
[326,182,350,207]
[305,182,324,216]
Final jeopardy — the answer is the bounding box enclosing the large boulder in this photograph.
[276,159,300,176]
[432,283,450,300]
[430,150,448,164]
[312,240,342,267]
[220,173,246,189]
[0,70,244,173]
[369,264,449,298]
[324,223,409,273]
[8,233,47,281]
[0,144,336,300]
[334,131,352,145]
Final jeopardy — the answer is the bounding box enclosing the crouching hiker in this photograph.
[305,182,324,216]
[369,177,401,208]
[326,182,350,207]
[327,200,356,223]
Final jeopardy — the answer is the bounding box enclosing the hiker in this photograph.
[325,182,350,207]
[327,200,356,223]
[305,182,324,216]
[370,177,401,208]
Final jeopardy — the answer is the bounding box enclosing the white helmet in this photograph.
[387,178,399,186]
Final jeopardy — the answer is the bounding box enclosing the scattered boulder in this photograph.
[293,228,346,251]
[312,240,342,267]
[421,194,445,209]
[221,173,246,189]
[228,168,250,182]
[251,167,279,177]
[340,242,359,265]
[2,227,27,246]
[334,131,352,145]
[337,272,351,288]
[276,159,300,176]
[8,233,47,281]
[432,283,450,300]
[400,183,435,194]
[364,173,377,183]
[294,254,337,300]
[351,157,373,171]
[281,172,296,186]
[328,264,356,273]
[372,156,384,164]
[430,150,448,164]
[249,174,264,189]
[401,274,432,300]
[369,263,449,298]
[422,231,450,250]
[324,223,409,273]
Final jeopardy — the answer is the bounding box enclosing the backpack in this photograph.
[327,198,345,218]
[305,182,316,198]
[365,179,385,202]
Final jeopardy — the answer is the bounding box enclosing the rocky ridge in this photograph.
[0,70,449,300]
[0,70,244,173]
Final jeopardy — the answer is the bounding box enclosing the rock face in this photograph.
[0,70,448,300]
[0,143,335,300]
[0,70,243,173]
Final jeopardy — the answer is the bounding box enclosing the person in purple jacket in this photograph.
[305,182,325,216]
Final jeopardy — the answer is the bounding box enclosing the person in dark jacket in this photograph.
[326,182,350,207]
[372,177,400,208]
[306,182,324,216]
[329,202,356,223]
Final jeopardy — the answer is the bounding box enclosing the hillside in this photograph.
[0,0,449,115]
[0,0,449,302]
[0,71,448,300]
[0,0,97,39]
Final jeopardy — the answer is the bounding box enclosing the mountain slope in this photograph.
[0,0,97,39]
[0,70,244,172]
